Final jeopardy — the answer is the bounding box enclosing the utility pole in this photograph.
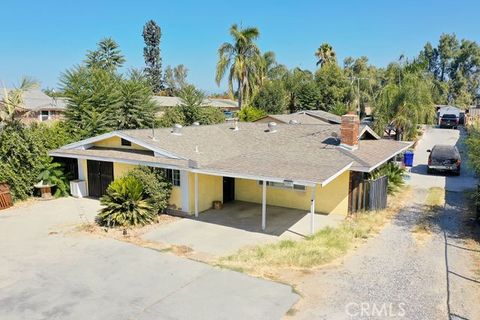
[350,77,369,117]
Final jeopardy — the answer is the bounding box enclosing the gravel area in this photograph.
[288,127,480,319]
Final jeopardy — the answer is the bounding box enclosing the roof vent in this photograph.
[268,121,277,133]
[288,119,299,125]
[172,124,183,135]
[192,121,200,126]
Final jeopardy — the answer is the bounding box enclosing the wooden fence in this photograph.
[349,174,388,213]
[0,182,13,210]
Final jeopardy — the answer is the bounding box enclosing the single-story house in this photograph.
[0,88,66,123]
[50,114,411,233]
[254,110,341,125]
[153,96,238,111]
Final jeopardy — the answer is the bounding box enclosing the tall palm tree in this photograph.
[315,43,337,67]
[215,24,261,109]
[0,77,39,123]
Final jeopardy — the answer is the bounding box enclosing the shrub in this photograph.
[127,167,172,214]
[37,159,70,197]
[97,176,155,227]
[252,80,287,114]
[370,162,405,194]
[238,106,266,122]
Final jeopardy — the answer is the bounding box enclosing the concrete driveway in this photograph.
[0,198,298,320]
[408,126,477,191]
[143,201,343,256]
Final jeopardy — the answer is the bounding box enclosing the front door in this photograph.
[223,177,235,203]
[87,160,114,198]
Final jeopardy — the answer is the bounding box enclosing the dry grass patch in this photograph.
[412,187,445,240]
[218,187,411,277]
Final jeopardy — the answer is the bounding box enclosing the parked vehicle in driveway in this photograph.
[427,145,461,175]
[439,113,459,129]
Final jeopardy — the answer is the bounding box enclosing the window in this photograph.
[40,110,50,121]
[165,169,181,186]
[258,180,306,191]
[121,138,132,147]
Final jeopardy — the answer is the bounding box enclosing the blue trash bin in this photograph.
[404,151,414,167]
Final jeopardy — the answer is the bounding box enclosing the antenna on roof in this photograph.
[150,119,156,141]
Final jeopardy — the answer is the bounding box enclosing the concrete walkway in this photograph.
[0,198,298,320]
[144,201,343,256]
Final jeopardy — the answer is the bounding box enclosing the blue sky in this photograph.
[1,0,479,93]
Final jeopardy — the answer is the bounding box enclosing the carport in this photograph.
[190,170,321,235]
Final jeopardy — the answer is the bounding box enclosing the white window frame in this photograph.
[39,110,50,121]
[258,180,306,192]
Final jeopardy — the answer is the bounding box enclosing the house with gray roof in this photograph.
[254,110,342,125]
[153,96,238,110]
[0,88,66,123]
[50,114,411,234]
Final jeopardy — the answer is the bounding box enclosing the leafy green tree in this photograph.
[281,68,314,112]
[296,81,320,110]
[116,76,157,129]
[315,43,337,67]
[143,20,163,92]
[216,24,261,109]
[164,64,189,96]
[315,63,350,111]
[159,85,225,126]
[98,175,155,227]
[0,122,49,200]
[238,105,266,122]
[85,38,125,71]
[61,66,120,138]
[252,80,287,114]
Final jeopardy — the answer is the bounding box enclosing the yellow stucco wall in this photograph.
[93,136,148,150]
[169,186,182,210]
[113,163,138,179]
[188,173,223,213]
[235,171,350,216]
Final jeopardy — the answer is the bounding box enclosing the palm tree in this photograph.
[215,24,261,109]
[0,77,39,123]
[315,43,337,67]
[85,37,126,71]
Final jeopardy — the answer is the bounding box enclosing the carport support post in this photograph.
[194,173,199,218]
[310,185,317,235]
[262,180,267,231]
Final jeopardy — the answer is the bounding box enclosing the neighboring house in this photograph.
[50,114,411,232]
[0,89,66,123]
[153,96,239,111]
[254,110,341,125]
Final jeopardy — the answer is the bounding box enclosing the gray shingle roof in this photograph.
[0,89,66,111]
[52,122,412,183]
[299,110,342,124]
[256,113,329,125]
[152,96,238,109]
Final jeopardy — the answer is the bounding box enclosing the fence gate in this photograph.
[365,176,388,211]
[0,182,13,210]
[349,175,388,213]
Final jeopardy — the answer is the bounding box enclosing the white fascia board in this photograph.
[48,152,184,171]
[353,141,414,173]
[59,131,186,160]
[320,162,353,187]
[190,168,317,187]
[359,126,381,140]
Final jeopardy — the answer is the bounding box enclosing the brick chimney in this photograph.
[340,113,359,150]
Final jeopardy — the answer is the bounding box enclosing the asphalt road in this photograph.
[0,198,298,320]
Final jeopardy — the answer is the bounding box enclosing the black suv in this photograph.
[427,145,461,175]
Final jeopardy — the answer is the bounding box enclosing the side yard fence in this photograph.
[349,173,388,213]
[0,182,13,210]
